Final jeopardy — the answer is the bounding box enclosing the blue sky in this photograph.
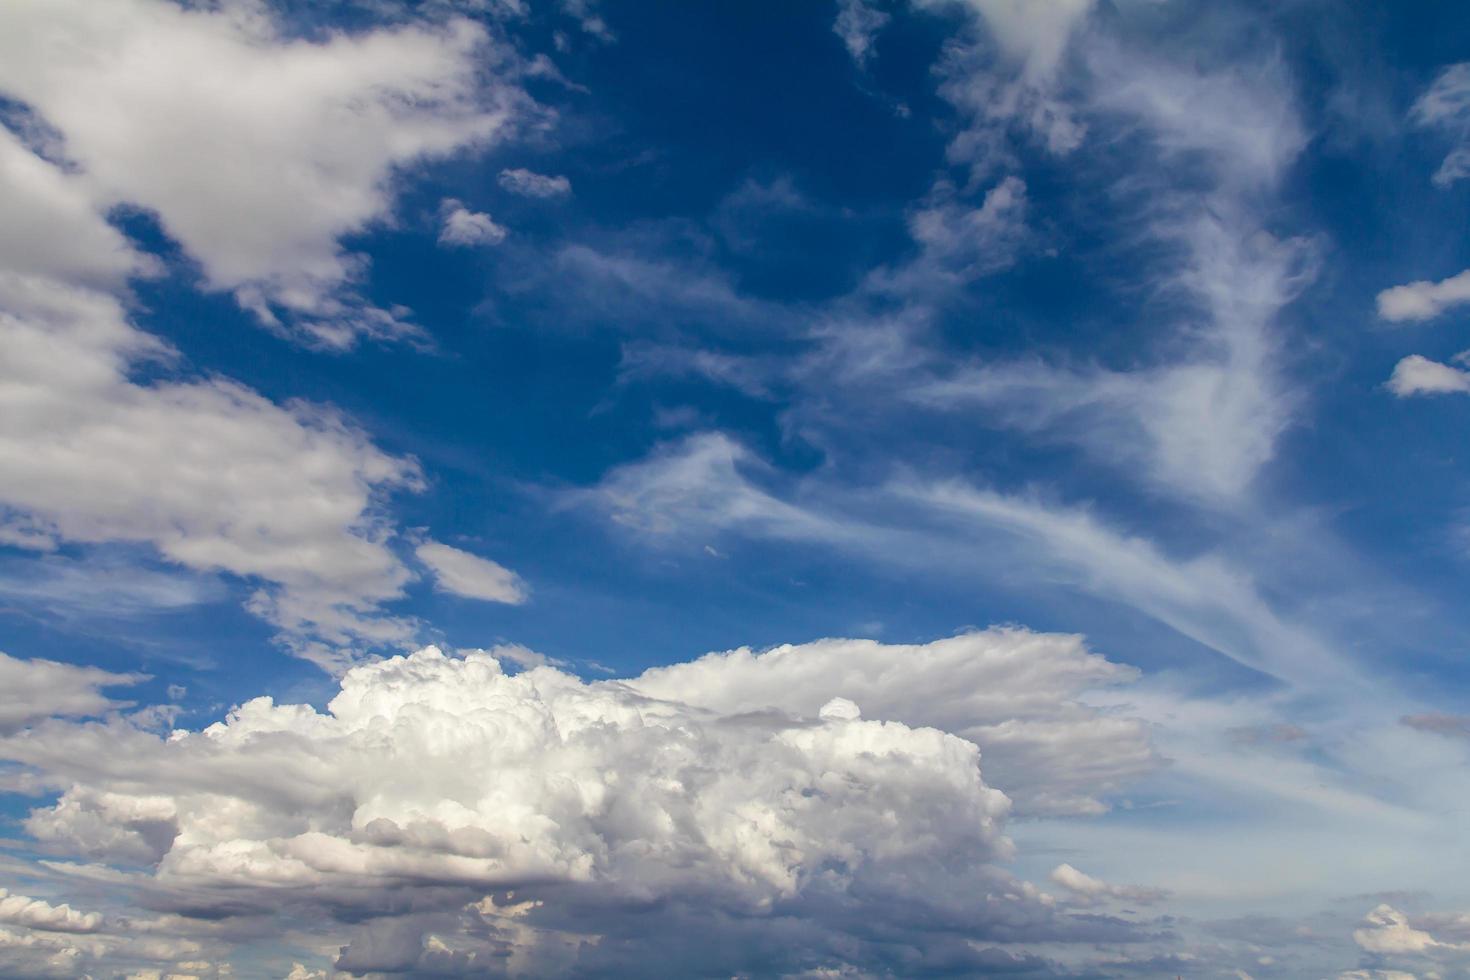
[2,0,1470,976]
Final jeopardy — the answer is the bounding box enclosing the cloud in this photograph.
[833,0,890,67]
[438,200,508,248]
[0,126,151,287]
[0,889,101,934]
[1353,904,1455,955]
[913,46,1312,505]
[0,271,425,667]
[1047,864,1167,907]
[1386,353,1470,397]
[0,0,532,347]
[629,628,1157,816]
[581,432,1357,691]
[0,651,141,734]
[497,167,572,198]
[415,540,528,604]
[1377,269,1470,323]
[920,0,1095,165]
[0,642,1159,975]
[866,175,1029,295]
[1410,62,1470,187]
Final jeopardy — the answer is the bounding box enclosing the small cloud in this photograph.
[1376,269,1470,322]
[438,199,508,248]
[497,167,572,198]
[1386,353,1470,398]
[415,540,528,605]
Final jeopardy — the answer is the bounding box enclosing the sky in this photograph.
[1,0,1470,976]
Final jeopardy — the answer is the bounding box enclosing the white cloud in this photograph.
[0,127,151,287]
[415,540,528,604]
[1411,62,1470,187]
[0,889,101,934]
[0,0,530,347]
[438,200,508,247]
[0,651,140,734]
[1353,904,1455,955]
[833,0,890,67]
[497,167,572,198]
[1377,270,1470,323]
[1386,353,1470,397]
[0,643,1124,974]
[579,433,1361,692]
[0,271,424,666]
[1047,863,1166,906]
[916,51,1311,505]
[629,628,1156,816]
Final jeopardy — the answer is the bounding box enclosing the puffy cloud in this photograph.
[1386,354,1470,397]
[1353,904,1453,955]
[0,126,150,287]
[629,628,1157,816]
[1411,62,1470,187]
[415,540,528,604]
[0,889,101,934]
[1377,270,1470,323]
[496,167,572,198]
[0,0,531,347]
[438,200,509,248]
[0,271,425,665]
[0,641,1146,974]
[0,650,141,734]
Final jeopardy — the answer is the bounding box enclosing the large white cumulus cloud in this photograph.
[0,630,1158,975]
[630,628,1156,816]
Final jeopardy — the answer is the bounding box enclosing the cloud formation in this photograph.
[0,0,532,347]
[0,636,1159,975]
[415,540,529,604]
[497,167,572,198]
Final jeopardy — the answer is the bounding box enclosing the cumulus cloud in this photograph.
[0,651,141,734]
[0,272,428,666]
[1411,62,1470,187]
[497,167,572,198]
[629,628,1157,816]
[0,640,1158,974]
[415,540,528,604]
[0,889,101,934]
[1377,270,1470,323]
[438,200,509,247]
[0,0,532,347]
[1386,353,1470,397]
[1353,904,1456,955]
